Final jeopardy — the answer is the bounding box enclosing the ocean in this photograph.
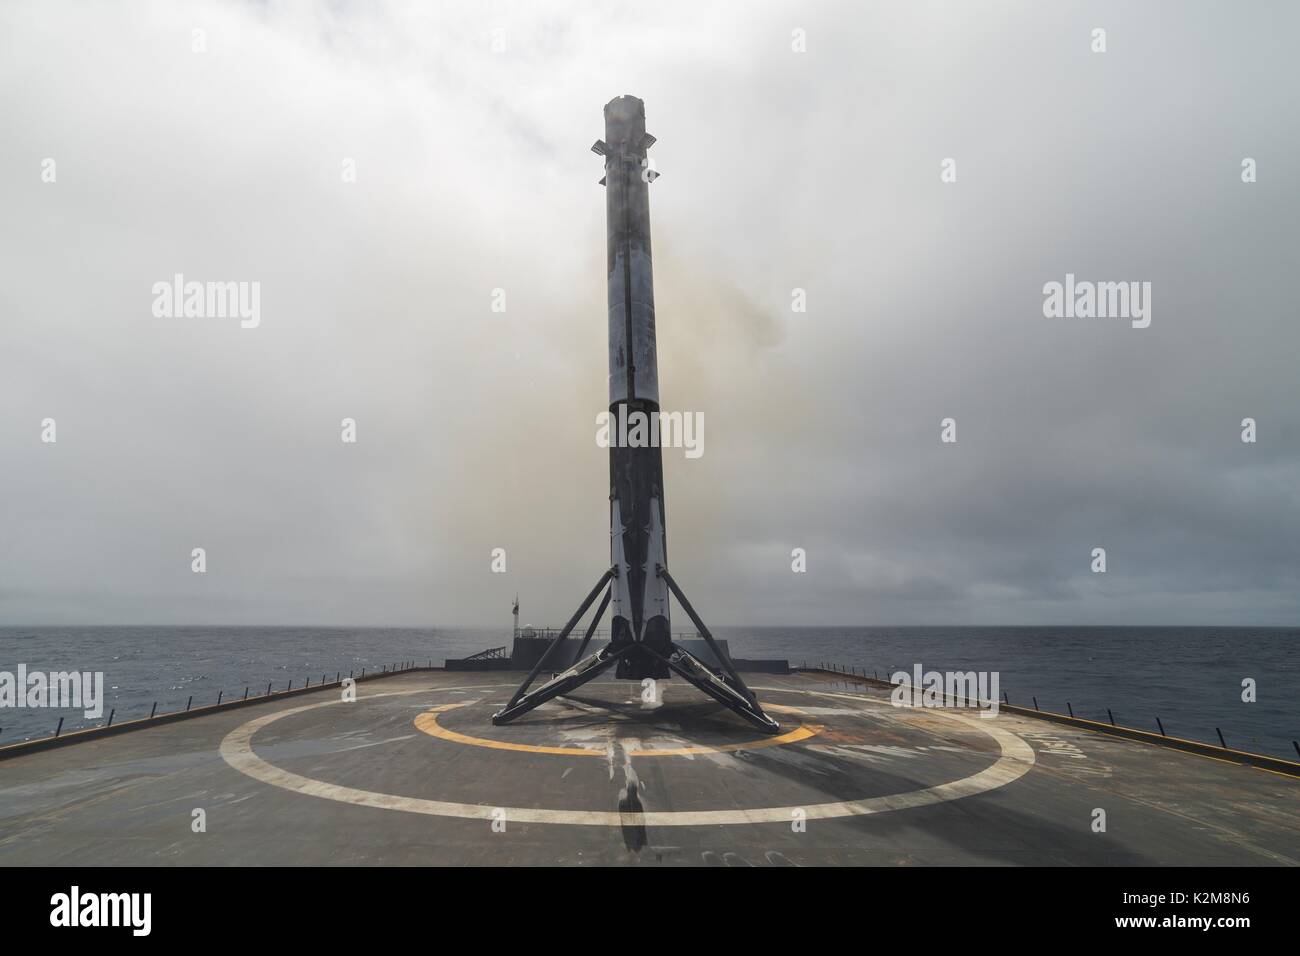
[0,626,1295,760]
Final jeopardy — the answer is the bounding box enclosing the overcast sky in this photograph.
[1,1,1296,627]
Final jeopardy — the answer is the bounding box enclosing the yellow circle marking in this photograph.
[218,685,1037,826]
[413,701,819,757]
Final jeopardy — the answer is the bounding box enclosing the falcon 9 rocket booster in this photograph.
[492,96,778,734]
[594,95,671,680]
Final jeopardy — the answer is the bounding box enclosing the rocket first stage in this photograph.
[492,96,778,734]
[596,95,671,680]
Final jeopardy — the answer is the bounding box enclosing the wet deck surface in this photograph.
[0,670,1296,865]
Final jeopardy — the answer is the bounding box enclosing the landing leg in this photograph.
[570,588,612,664]
[498,567,614,715]
[654,565,780,734]
[489,563,779,734]
[492,643,629,725]
[645,644,780,734]
[494,567,621,726]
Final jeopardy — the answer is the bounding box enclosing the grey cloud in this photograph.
[1,1,1296,627]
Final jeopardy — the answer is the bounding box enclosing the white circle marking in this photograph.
[219,685,1036,826]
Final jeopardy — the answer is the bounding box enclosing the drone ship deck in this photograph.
[0,668,1296,866]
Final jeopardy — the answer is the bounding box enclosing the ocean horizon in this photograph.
[1,625,1295,760]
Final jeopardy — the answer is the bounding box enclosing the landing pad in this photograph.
[219,681,1035,827]
[0,671,1296,865]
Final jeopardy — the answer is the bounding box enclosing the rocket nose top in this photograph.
[603,95,647,149]
[604,94,644,116]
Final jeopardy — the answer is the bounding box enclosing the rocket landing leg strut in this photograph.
[491,567,779,735]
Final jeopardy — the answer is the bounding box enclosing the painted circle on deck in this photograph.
[219,684,1036,827]
[413,701,820,757]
